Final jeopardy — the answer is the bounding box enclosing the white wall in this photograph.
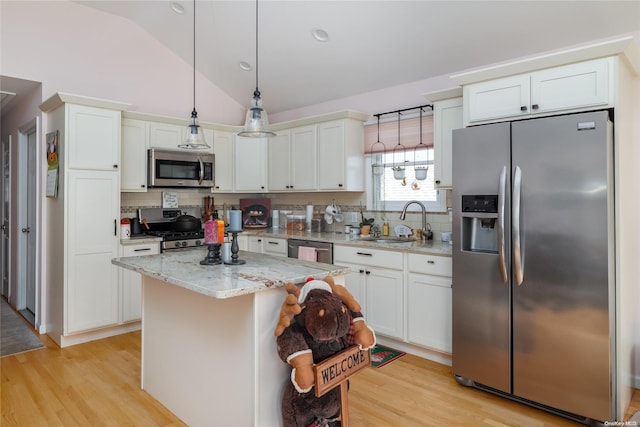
[0,1,245,125]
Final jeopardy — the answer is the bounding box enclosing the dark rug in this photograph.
[370,344,405,368]
[1,298,44,357]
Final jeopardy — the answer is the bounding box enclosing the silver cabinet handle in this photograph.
[498,166,508,284]
[513,166,524,286]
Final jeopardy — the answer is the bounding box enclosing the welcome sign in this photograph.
[313,346,371,398]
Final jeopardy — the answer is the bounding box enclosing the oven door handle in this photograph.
[197,157,204,185]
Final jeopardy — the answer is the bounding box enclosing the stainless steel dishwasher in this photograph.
[287,239,333,264]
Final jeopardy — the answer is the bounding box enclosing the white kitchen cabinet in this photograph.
[263,237,287,257]
[212,130,234,192]
[268,126,318,191]
[465,57,612,125]
[290,126,317,190]
[247,235,264,253]
[148,122,184,151]
[40,93,131,348]
[67,104,121,171]
[334,245,403,339]
[267,130,291,191]
[318,119,364,191]
[433,96,462,189]
[67,170,120,333]
[120,242,160,322]
[121,118,148,192]
[234,135,267,192]
[406,253,452,354]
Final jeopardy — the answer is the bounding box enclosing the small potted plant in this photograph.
[359,210,375,237]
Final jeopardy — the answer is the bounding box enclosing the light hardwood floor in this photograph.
[1,329,638,426]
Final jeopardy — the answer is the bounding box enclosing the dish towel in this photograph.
[297,246,317,262]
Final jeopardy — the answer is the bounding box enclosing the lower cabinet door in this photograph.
[407,273,452,353]
[365,267,403,339]
[67,171,119,333]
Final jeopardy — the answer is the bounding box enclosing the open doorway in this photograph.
[1,136,10,299]
[16,118,39,326]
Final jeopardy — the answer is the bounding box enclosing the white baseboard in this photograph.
[51,321,141,348]
[375,336,452,367]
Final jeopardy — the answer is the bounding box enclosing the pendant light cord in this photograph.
[192,0,197,117]
[254,0,260,98]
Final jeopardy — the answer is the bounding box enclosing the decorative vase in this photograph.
[360,225,371,236]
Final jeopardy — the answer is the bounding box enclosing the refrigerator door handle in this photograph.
[498,166,508,284]
[513,166,524,285]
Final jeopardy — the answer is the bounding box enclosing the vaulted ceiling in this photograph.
[7,1,640,115]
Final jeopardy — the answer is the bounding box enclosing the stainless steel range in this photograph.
[138,207,204,252]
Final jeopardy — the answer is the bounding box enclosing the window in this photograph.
[365,151,446,213]
[363,110,445,213]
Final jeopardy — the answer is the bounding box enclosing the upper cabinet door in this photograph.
[433,97,462,189]
[212,130,233,192]
[530,58,610,114]
[67,104,121,171]
[466,74,531,123]
[267,130,291,191]
[234,136,267,192]
[318,120,345,190]
[290,125,317,191]
[148,122,183,151]
[121,119,148,192]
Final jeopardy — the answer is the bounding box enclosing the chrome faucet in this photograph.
[400,200,427,239]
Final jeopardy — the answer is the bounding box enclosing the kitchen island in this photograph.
[112,249,349,427]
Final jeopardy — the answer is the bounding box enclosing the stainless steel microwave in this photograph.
[148,149,215,188]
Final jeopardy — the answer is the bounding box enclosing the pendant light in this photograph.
[238,0,276,138]
[179,0,210,149]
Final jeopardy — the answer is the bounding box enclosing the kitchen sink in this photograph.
[361,237,416,245]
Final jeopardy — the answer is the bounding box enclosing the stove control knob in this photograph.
[181,241,187,247]
[195,240,202,246]
[174,242,181,248]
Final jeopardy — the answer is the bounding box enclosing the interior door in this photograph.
[1,136,10,298]
[25,124,38,315]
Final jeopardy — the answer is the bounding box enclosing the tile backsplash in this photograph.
[121,189,452,239]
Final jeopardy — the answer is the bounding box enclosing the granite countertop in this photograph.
[244,229,453,256]
[112,249,349,299]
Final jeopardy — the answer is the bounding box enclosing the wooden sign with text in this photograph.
[313,346,371,398]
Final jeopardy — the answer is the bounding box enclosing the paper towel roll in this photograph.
[306,204,314,230]
[272,210,279,229]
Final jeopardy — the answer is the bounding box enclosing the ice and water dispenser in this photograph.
[460,195,499,253]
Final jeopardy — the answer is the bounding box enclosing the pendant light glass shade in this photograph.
[179,0,210,149]
[238,0,275,138]
[239,90,275,137]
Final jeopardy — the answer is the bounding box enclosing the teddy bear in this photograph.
[274,276,376,427]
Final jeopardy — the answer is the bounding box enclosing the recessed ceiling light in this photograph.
[171,2,185,15]
[312,28,329,42]
[239,61,252,71]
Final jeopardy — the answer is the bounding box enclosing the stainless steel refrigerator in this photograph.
[452,111,616,425]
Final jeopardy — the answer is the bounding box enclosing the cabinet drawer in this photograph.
[122,243,160,257]
[263,238,287,256]
[407,253,451,277]
[334,245,402,270]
